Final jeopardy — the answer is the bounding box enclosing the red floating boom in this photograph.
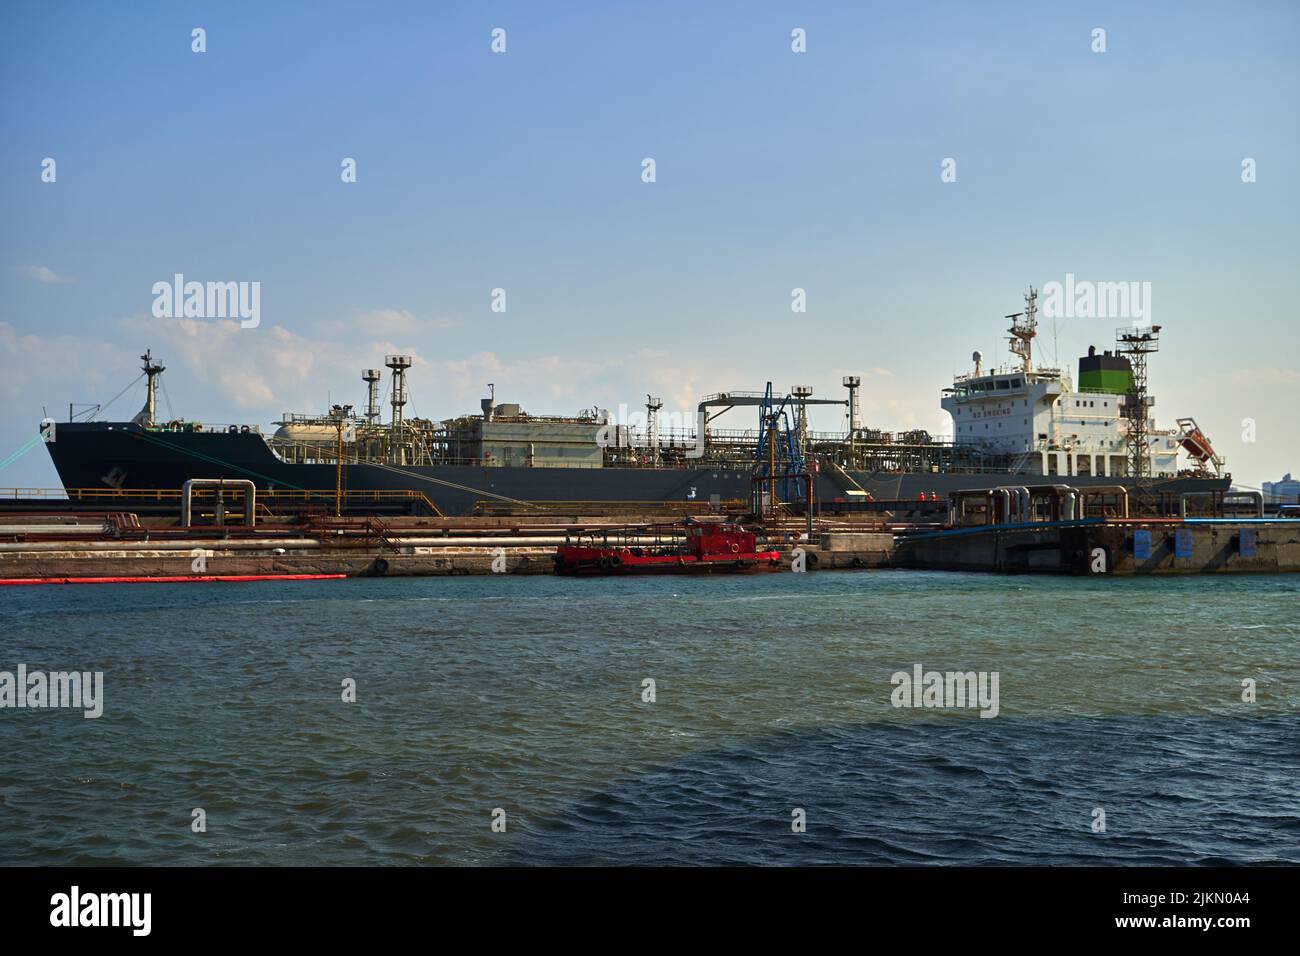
[0,574,347,586]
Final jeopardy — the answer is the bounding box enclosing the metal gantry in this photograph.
[1116,324,1161,484]
[752,383,808,514]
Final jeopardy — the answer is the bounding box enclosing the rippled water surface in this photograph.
[2,572,1298,865]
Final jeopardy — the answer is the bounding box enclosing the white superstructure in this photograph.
[940,290,1180,478]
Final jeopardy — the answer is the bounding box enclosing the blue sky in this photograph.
[2,0,1297,488]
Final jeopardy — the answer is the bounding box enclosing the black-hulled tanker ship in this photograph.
[42,292,1232,515]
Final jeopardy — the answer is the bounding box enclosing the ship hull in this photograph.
[42,423,1232,516]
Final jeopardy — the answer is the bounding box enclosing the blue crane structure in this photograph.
[752,382,808,513]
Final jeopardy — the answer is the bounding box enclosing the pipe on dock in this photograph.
[1062,488,1077,521]
[986,485,1030,524]
[0,538,322,553]
[381,536,606,547]
[947,488,1010,528]
[1074,484,1129,518]
[1011,486,1031,522]
[1179,490,1263,518]
[0,533,685,554]
[1223,490,1264,518]
[1029,484,1083,521]
[182,479,256,528]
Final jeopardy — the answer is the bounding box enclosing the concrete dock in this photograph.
[3,499,1296,581]
[895,518,1300,575]
[0,511,897,581]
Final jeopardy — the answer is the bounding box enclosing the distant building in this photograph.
[1263,473,1300,504]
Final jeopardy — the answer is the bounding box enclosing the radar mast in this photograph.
[1005,287,1038,374]
[132,350,165,426]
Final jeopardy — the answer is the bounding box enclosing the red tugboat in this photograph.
[553,521,781,576]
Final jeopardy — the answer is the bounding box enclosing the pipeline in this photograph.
[1040,484,1077,521]
[1222,490,1264,518]
[0,533,692,555]
[182,478,257,527]
[0,538,321,553]
[1009,486,1031,522]
[0,574,347,586]
[1073,484,1129,519]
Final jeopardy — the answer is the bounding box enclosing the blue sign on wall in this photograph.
[1174,527,1194,559]
[1239,527,1257,558]
[1133,529,1152,560]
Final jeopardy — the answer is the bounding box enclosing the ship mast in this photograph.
[136,350,165,426]
[1005,287,1038,374]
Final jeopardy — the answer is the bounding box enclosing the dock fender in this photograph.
[372,557,389,575]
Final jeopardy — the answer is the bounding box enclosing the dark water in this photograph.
[1,572,1297,865]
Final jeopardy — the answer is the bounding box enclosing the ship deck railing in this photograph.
[143,422,263,434]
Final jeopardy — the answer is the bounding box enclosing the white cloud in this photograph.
[345,309,457,336]
[0,320,125,414]
[435,351,627,415]
[116,315,427,414]
[17,265,76,284]
[2,315,934,443]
